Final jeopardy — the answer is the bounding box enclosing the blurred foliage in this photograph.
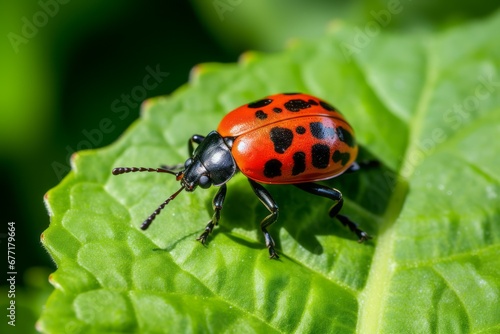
[190,0,499,52]
[0,0,498,332]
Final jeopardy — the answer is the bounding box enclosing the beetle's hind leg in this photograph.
[294,182,371,242]
[248,179,280,259]
[197,184,227,245]
[344,160,380,174]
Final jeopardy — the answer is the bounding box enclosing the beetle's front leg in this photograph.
[188,134,205,156]
[197,184,227,244]
[160,134,206,171]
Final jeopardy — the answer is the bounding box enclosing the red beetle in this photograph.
[113,93,371,259]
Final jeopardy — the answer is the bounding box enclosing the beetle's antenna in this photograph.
[112,167,185,229]
[112,167,179,177]
[140,185,185,230]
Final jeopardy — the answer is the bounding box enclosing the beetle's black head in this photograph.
[111,131,237,230]
[181,131,237,191]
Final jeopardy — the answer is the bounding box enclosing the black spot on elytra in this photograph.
[270,127,293,154]
[336,127,355,147]
[292,152,306,176]
[272,107,282,113]
[308,99,318,105]
[264,159,282,178]
[311,144,330,169]
[255,110,267,120]
[310,122,335,139]
[332,150,351,166]
[295,126,306,134]
[248,98,273,108]
[319,101,336,112]
[284,99,311,112]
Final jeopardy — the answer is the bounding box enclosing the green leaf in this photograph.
[40,12,500,333]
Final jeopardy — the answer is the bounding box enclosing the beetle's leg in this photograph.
[294,183,371,242]
[160,164,184,172]
[345,160,379,174]
[345,162,360,173]
[197,184,227,245]
[188,134,205,156]
[248,179,280,259]
[160,135,206,171]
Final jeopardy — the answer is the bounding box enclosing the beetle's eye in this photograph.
[184,158,193,168]
[199,175,212,189]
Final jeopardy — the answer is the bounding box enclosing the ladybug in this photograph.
[113,93,371,259]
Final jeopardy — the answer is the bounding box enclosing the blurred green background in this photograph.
[0,0,498,332]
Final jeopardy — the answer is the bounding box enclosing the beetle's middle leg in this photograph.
[248,179,280,259]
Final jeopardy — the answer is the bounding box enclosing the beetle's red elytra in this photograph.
[113,93,371,259]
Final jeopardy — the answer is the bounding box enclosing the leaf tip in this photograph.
[238,51,259,65]
[70,152,79,171]
[140,97,160,118]
[189,64,205,83]
[141,98,154,110]
[43,191,53,217]
[48,273,62,290]
[48,272,54,281]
